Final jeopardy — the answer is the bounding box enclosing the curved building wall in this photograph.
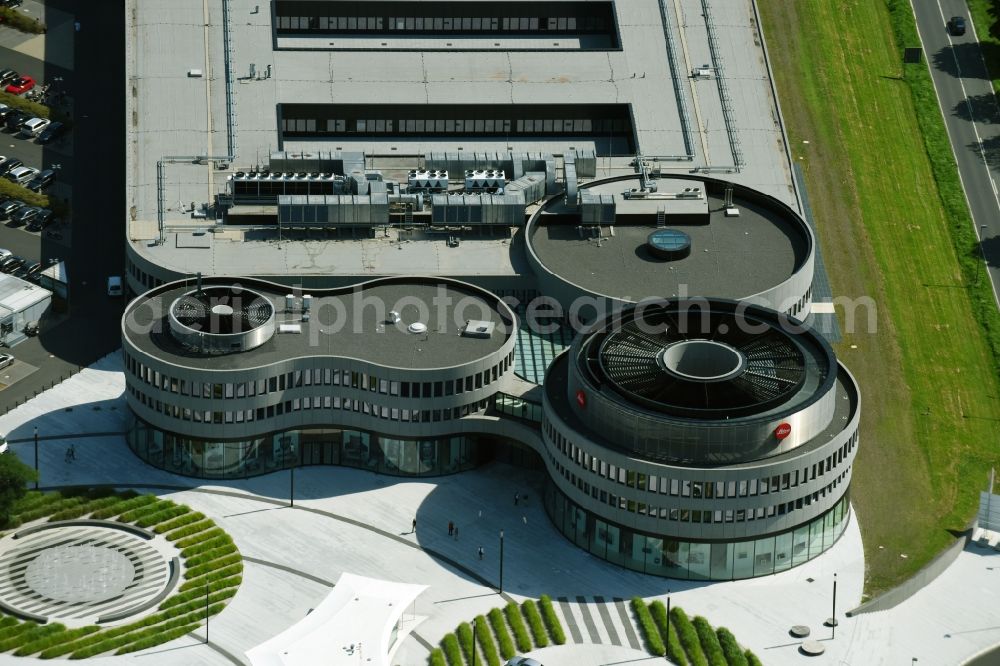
[524,175,816,322]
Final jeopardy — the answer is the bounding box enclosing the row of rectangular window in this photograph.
[284,118,628,135]
[544,418,858,498]
[129,385,488,424]
[125,351,513,400]
[128,259,163,291]
[551,452,849,525]
[278,16,603,32]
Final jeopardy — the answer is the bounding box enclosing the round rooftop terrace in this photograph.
[525,175,815,317]
[123,276,516,371]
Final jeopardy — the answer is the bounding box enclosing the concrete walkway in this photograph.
[0,355,997,665]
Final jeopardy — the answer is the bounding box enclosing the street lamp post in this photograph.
[665,589,671,647]
[831,572,837,639]
[472,616,478,666]
[33,427,38,489]
[290,465,295,508]
[976,224,989,286]
[499,530,505,594]
[205,584,210,644]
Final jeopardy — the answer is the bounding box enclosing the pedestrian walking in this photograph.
[478,546,484,560]
[69,445,76,461]
[64,447,71,463]
[448,520,454,536]
[514,492,519,506]
[411,518,417,533]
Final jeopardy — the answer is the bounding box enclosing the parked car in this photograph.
[0,0,24,8]
[0,256,25,273]
[8,205,38,227]
[0,158,21,177]
[25,208,53,232]
[0,200,25,220]
[3,111,28,131]
[6,166,38,185]
[18,117,49,138]
[35,121,65,145]
[0,248,10,263]
[21,261,41,278]
[5,76,35,95]
[107,276,124,297]
[949,16,966,36]
[0,70,16,87]
[26,169,54,192]
[0,353,13,370]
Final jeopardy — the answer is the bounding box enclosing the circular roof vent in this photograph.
[169,285,276,354]
[591,305,808,417]
[408,322,428,334]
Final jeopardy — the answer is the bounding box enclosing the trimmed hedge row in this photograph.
[175,527,226,549]
[631,597,665,657]
[440,633,463,666]
[164,519,214,542]
[134,505,190,528]
[184,553,242,580]
[670,607,708,666]
[13,626,98,657]
[504,601,532,653]
[716,627,748,666]
[693,616,726,666]
[179,565,243,592]
[115,621,202,655]
[745,650,762,666]
[183,544,238,569]
[117,499,175,524]
[649,600,687,666]
[166,574,241,607]
[521,599,548,648]
[538,595,566,645]
[90,494,156,519]
[180,533,233,558]
[430,647,448,666]
[153,511,205,534]
[487,607,515,660]
[474,614,501,666]
[456,622,475,664]
[47,495,126,522]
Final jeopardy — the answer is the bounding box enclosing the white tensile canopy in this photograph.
[246,572,428,666]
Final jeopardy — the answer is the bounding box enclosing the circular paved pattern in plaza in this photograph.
[0,523,173,623]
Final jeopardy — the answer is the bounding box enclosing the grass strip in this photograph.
[521,600,548,648]
[456,622,475,665]
[630,598,665,657]
[649,600,687,665]
[669,607,707,666]
[430,647,448,666]
[0,8,45,34]
[716,627,748,666]
[487,607,515,660]
[153,511,205,534]
[745,649,763,666]
[440,633,464,666]
[537,595,566,645]
[504,601,533,653]
[473,614,501,666]
[692,616,726,666]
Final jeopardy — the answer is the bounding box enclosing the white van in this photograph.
[19,117,49,139]
[107,276,123,297]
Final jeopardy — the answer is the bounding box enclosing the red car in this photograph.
[5,76,34,95]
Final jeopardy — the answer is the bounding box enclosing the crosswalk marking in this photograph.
[553,596,643,650]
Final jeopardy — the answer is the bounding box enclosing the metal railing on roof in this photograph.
[657,0,695,160]
[701,0,744,170]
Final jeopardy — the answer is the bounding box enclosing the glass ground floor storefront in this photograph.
[127,418,498,479]
[544,482,850,580]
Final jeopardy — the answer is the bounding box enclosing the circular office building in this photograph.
[525,175,815,323]
[540,299,860,580]
[122,276,518,479]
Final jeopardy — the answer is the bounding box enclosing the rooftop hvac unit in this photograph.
[408,170,449,191]
[285,294,295,311]
[302,294,312,311]
[465,169,506,191]
[462,320,495,338]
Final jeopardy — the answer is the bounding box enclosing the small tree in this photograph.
[0,452,37,526]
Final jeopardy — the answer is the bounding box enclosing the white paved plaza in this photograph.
[0,355,998,665]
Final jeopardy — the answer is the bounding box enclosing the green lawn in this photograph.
[759,0,1000,595]
[967,0,1000,87]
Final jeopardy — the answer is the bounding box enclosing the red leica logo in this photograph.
[775,423,791,440]
[575,390,586,408]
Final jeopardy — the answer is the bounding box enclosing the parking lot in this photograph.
[0,0,124,413]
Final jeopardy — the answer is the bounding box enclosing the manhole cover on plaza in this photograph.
[0,523,174,624]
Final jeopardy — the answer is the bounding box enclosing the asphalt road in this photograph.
[911,0,1000,308]
[0,0,125,415]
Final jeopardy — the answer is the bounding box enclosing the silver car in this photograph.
[0,353,13,370]
[505,658,544,666]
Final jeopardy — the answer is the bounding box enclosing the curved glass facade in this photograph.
[127,417,487,479]
[544,481,850,580]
